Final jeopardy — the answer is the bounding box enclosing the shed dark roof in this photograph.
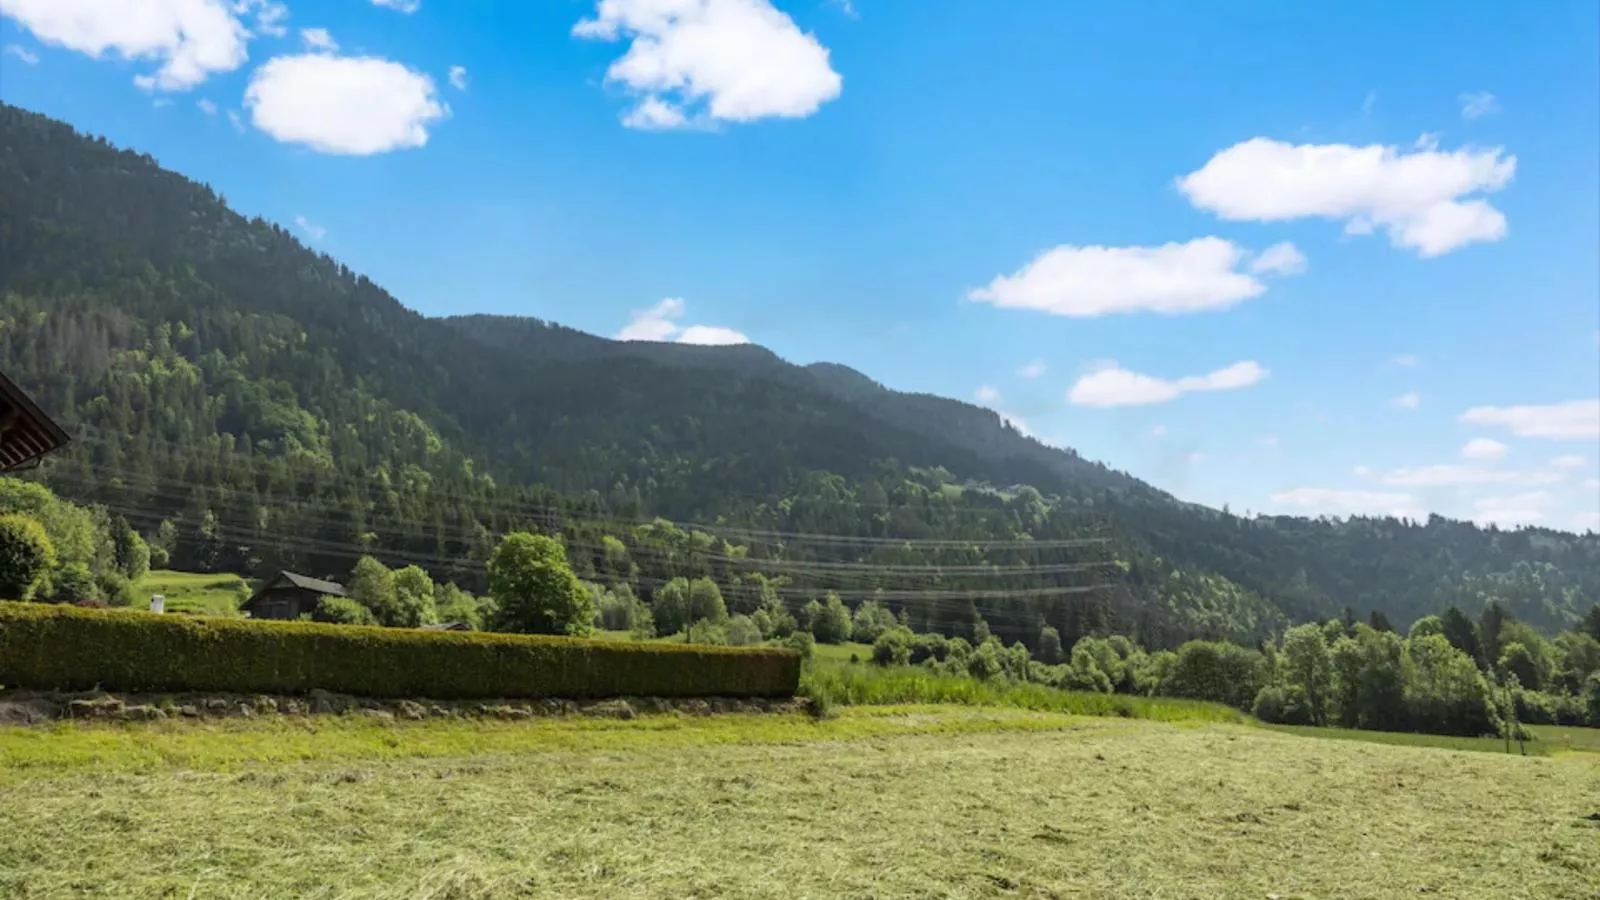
[0,370,70,472]
[420,621,470,632]
[278,571,348,596]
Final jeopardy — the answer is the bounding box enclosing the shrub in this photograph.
[806,593,852,644]
[726,614,762,647]
[872,627,913,666]
[684,619,729,645]
[783,631,815,660]
[0,514,56,599]
[44,562,98,605]
[1252,684,1315,725]
[1161,640,1268,710]
[313,596,379,626]
[0,603,801,700]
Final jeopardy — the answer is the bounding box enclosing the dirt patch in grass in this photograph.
[1,710,1595,898]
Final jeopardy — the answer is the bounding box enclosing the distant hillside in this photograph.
[2,101,1596,642]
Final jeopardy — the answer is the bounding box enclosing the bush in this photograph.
[0,514,56,599]
[313,596,379,626]
[44,562,98,605]
[0,603,802,700]
[488,532,594,636]
[783,631,815,660]
[684,619,729,645]
[872,627,913,666]
[1161,640,1268,710]
[726,614,762,646]
[1252,684,1316,725]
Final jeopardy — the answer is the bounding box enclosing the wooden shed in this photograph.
[0,370,70,472]
[242,571,348,620]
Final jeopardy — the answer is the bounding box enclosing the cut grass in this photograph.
[1,708,1595,898]
[132,569,250,616]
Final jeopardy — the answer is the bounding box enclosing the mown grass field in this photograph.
[2,708,1596,899]
[1266,722,1600,757]
[132,569,250,616]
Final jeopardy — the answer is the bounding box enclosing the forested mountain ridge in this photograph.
[2,101,1596,644]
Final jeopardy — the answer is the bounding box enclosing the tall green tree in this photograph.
[487,532,593,635]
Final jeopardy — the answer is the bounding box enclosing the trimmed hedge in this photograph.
[0,603,801,700]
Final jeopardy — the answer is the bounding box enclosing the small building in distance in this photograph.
[242,571,348,620]
[420,621,470,632]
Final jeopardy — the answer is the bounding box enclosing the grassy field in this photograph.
[2,708,1596,898]
[132,569,251,616]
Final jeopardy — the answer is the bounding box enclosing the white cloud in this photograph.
[1391,392,1421,410]
[448,64,468,91]
[1381,465,1561,488]
[1258,435,1280,448]
[371,0,421,13]
[301,27,338,52]
[1015,360,1047,380]
[2,43,39,64]
[975,385,1000,404]
[246,54,448,155]
[1460,438,1508,462]
[1067,360,1267,408]
[676,324,750,345]
[226,109,245,132]
[1473,491,1551,528]
[1550,454,1586,470]
[1249,241,1308,276]
[293,214,326,241]
[1392,354,1419,367]
[573,0,842,129]
[615,298,749,346]
[1150,425,1168,438]
[1271,487,1424,520]
[247,0,288,37]
[1573,511,1600,532]
[1352,465,1371,477]
[1459,399,1600,440]
[621,96,690,130]
[196,97,217,115]
[1177,136,1516,257]
[0,0,251,90]
[1459,91,1499,120]
[1186,451,1206,463]
[969,238,1302,318]
[827,0,857,17]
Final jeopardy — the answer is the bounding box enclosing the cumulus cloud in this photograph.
[1460,438,1508,462]
[245,54,448,155]
[1067,360,1267,408]
[1459,399,1600,440]
[573,0,842,129]
[615,298,750,346]
[293,214,326,241]
[2,43,39,64]
[448,64,467,90]
[1459,91,1499,120]
[1473,491,1551,528]
[1550,454,1586,470]
[196,97,217,115]
[975,385,1000,404]
[1177,136,1516,257]
[372,0,421,13]
[1270,488,1425,520]
[0,0,252,90]
[1016,360,1047,379]
[301,28,338,52]
[969,238,1303,318]
[1249,241,1308,276]
[1391,392,1421,410]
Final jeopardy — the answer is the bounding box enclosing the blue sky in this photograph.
[3,0,1598,530]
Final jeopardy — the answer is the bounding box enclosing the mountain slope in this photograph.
[1,101,1596,640]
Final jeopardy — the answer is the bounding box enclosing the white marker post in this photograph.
[150,594,165,614]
